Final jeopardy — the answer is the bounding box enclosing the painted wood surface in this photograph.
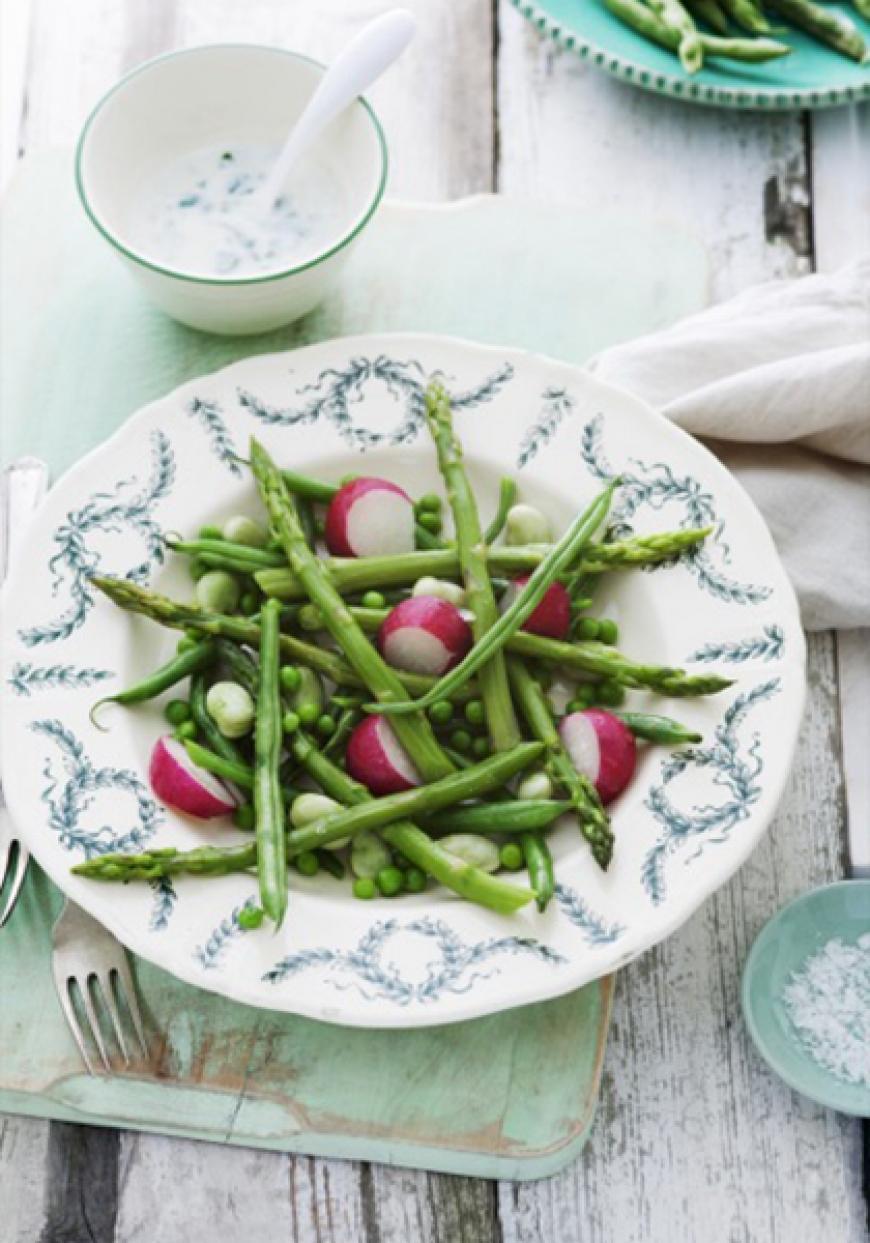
[1,0,868,1239]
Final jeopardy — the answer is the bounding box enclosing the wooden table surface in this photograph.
[1,3,868,1240]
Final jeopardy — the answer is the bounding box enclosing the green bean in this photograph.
[719,0,770,32]
[685,0,729,33]
[90,639,216,726]
[322,706,362,758]
[297,497,318,550]
[215,638,260,699]
[483,477,519,545]
[254,599,286,926]
[521,832,555,913]
[183,739,253,788]
[614,711,702,745]
[317,850,346,880]
[648,0,704,71]
[189,673,247,766]
[603,0,791,61]
[281,468,338,504]
[766,0,867,60]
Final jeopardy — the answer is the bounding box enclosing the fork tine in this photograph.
[96,972,130,1066]
[55,977,96,1076]
[80,976,112,1073]
[112,960,148,1058]
[0,841,29,928]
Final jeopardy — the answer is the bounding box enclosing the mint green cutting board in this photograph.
[0,151,708,1178]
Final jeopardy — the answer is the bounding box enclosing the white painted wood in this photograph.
[0,0,32,193]
[0,1115,51,1243]
[811,104,870,273]
[496,4,812,299]
[836,631,870,877]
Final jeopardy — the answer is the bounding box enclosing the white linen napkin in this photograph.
[589,258,870,630]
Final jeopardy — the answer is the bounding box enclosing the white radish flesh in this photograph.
[325,477,414,557]
[345,716,422,796]
[378,596,473,676]
[149,735,237,819]
[559,709,637,805]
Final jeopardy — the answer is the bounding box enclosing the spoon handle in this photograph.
[257,9,416,210]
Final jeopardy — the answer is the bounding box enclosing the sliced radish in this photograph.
[559,709,637,805]
[501,576,571,640]
[345,717,422,796]
[325,477,414,558]
[378,596,473,676]
[149,735,237,819]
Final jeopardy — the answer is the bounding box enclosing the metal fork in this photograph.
[52,900,149,1074]
[0,458,49,926]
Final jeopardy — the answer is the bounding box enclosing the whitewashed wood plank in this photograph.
[0,1115,51,1243]
[0,0,32,193]
[499,634,865,1243]
[496,6,812,298]
[810,103,870,273]
[836,630,870,878]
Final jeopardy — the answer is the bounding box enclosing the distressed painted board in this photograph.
[2,0,868,1238]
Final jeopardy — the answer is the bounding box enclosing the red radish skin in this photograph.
[504,576,571,640]
[149,735,237,819]
[345,717,422,796]
[325,477,415,558]
[378,596,473,676]
[559,709,637,805]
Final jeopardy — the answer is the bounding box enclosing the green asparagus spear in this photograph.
[183,739,253,788]
[423,382,521,753]
[613,711,702,745]
[766,0,867,60]
[507,656,614,869]
[72,843,258,882]
[254,599,286,926]
[250,528,713,600]
[249,438,455,783]
[89,578,474,704]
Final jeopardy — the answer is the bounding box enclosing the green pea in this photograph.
[294,851,319,877]
[237,905,265,930]
[196,570,241,614]
[597,619,619,646]
[403,867,427,893]
[316,713,336,737]
[353,877,376,900]
[173,720,197,742]
[240,590,260,616]
[280,665,302,693]
[575,617,600,641]
[417,511,442,534]
[471,737,490,759]
[416,493,442,514]
[298,702,319,725]
[567,684,597,712]
[464,699,485,727]
[361,590,386,609]
[198,524,223,540]
[233,804,256,831]
[597,679,626,706]
[499,843,524,871]
[189,556,210,582]
[376,866,404,897]
[429,700,453,726]
[222,515,267,547]
[164,699,191,727]
[176,635,198,654]
[282,711,300,734]
[449,729,472,754]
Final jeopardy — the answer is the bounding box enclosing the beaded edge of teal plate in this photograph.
[510,0,870,110]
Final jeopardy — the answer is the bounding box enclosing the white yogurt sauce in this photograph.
[129,143,346,277]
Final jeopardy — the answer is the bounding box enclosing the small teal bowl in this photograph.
[742,880,870,1116]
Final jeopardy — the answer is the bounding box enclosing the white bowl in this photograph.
[75,45,388,335]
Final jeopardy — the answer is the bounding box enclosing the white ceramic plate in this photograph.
[1,334,805,1028]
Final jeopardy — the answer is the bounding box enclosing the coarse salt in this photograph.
[781,932,870,1088]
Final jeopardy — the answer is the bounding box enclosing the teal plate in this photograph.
[742,881,870,1116]
[510,0,870,109]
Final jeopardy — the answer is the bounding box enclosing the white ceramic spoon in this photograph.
[249,9,416,217]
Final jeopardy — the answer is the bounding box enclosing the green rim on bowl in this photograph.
[510,0,870,110]
[741,879,870,1116]
[75,44,389,287]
